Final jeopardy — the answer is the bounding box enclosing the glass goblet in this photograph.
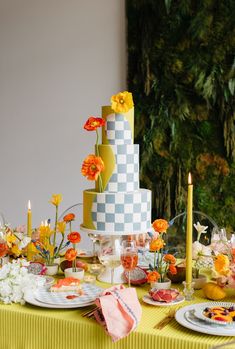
[98,237,121,284]
[121,240,138,287]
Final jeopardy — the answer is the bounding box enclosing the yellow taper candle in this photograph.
[186,172,193,285]
[27,200,32,237]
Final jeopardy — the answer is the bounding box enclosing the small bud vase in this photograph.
[150,278,171,290]
[45,264,59,276]
[64,267,84,280]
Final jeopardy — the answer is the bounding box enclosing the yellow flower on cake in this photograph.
[111,91,134,113]
[50,194,63,207]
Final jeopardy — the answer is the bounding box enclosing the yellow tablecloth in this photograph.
[0,280,234,349]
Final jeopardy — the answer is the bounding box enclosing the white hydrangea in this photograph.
[0,259,44,305]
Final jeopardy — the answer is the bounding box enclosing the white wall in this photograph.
[0,0,126,243]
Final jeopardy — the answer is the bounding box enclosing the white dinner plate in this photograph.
[24,291,94,309]
[34,283,103,306]
[175,304,235,336]
[142,294,185,306]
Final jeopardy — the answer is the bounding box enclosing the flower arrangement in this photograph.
[212,249,235,290]
[0,224,31,258]
[0,259,45,304]
[81,116,105,192]
[147,219,177,284]
[192,222,213,278]
[65,231,81,272]
[32,194,71,265]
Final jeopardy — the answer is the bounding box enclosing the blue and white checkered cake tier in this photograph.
[104,112,133,145]
[99,144,139,192]
[82,189,151,235]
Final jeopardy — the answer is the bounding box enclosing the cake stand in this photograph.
[80,226,147,284]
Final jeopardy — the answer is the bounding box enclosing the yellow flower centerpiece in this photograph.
[32,194,71,270]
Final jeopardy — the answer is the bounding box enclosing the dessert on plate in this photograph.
[50,277,83,294]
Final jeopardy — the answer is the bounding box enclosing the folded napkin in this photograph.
[93,284,142,342]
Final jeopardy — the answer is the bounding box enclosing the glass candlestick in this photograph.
[182,281,195,301]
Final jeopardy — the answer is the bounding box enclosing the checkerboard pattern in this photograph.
[91,189,151,233]
[35,284,103,306]
[105,144,139,192]
[105,113,132,145]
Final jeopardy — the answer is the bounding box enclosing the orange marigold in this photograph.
[0,242,8,258]
[84,117,105,131]
[67,232,81,244]
[163,254,176,265]
[168,264,177,275]
[147,271,160,283]
[81,154,104,181]
[149,238,164,252]
[214,254,230,275]
[63,213,75,223]
[65,248,77,261]
[152,219,169,233]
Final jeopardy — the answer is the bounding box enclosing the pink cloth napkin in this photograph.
[93,284,142,342]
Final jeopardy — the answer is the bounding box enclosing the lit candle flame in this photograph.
[28,200,31,210]
[188,172,192,185]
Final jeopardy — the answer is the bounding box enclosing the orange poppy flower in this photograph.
[68,232,81,244]
[149,238,164,252]
[81,154,104,181]
[168,264,177,275]
[147,271,160,283]
[65,248,77,261]
[163,254,176,265]
[63,213,75,223]
[84,117,105,131]
[152,219,169,233]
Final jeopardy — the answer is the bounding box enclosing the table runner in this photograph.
[0,281,234,349]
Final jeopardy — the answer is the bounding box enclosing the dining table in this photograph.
[0,273,234,349]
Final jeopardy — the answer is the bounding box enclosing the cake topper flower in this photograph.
[82,116,105,192]
[81,154,104,191]
[111,91,134,113]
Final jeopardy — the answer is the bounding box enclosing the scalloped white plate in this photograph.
[194,302,235,326]
[175,304,235,336]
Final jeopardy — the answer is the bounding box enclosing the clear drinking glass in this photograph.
[121,240,138,287]
[98,237,121,284]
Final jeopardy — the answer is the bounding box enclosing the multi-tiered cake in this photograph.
[81,93,151,235]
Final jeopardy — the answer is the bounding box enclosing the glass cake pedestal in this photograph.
[80,226,140,285]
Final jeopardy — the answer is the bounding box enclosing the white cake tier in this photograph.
[97,143,139,193]
[82,189,152,235]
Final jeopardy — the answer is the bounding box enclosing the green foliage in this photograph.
[126,0,235,231]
